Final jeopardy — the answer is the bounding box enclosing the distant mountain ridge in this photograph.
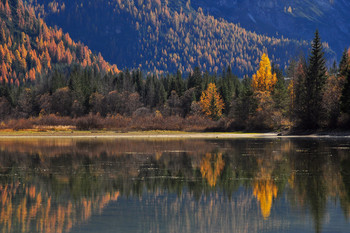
[30,0,325,76]
[192,0,349,60]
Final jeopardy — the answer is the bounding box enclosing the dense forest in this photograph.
[191,0,349,58]
[0,0,118,86]
[0,0,350,132]
[31,0,319,75]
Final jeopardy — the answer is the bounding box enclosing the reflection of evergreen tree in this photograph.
[340,157,350,218]
[290,140,334,233]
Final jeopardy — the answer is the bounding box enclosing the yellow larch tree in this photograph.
[199,83,224,120]
[252,53,277,93]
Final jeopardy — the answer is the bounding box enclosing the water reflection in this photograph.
[0,138,349,233]
[0,182,119,233]
[200,152,225,187]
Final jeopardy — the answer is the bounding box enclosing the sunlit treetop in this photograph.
[252,53,277,93]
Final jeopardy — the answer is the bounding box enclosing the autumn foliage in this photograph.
[252,53,277,93]
[199,83,224,120]
[0,0,118,86]
[30,0,309,75]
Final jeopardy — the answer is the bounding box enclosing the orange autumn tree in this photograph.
[199,83,224,120]
[252,53,277,93]
[250,53,279,129]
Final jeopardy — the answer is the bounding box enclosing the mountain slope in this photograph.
[0,0,118,86]
[32,0,318,76]
[192,0,349,59]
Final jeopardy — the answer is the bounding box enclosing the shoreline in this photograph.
[0,130,349,139]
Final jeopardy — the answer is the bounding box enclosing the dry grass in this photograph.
[0,114,221,132]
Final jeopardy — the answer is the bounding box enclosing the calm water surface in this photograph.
[0,138,349,233]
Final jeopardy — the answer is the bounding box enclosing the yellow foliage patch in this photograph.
[252,53,277,93]
[199,83,224,119]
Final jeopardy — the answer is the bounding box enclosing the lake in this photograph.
[0,137,349,233]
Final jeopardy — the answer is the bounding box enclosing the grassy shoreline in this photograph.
[0,129,349,139]
[0,129,276,138]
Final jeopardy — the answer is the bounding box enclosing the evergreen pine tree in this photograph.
[221,66,240,114]
[272,64,288,115]
[175,69,184,96]
[132,69,144,98]
[339,49,349,77]
[292,57,308,123]
[144,75,156,107]
[155,78,167,107]
[233,76,256,129]
[302,30,327,129]
[339,49,350,116]
[187,66,202,99]
[340,71,350,115]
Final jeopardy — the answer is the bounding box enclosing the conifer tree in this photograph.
[296,30,327,129]
[199,83,224,120]
[339,49,349,77]
[188,66,202,100]
[233,76,255,128]
[175,69,184,96]
[252,53,277,93]
[291,58,308,123]
[340,71,350,115]
[340,50,350,115]
[132,69,144,97]
[272,64,288,115]
[221,66,240,114]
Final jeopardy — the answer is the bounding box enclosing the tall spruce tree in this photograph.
[187,66,203,100]
[220,66,240,114]
[339,49,349,77]
[272,64,288,116]
[233,76,256,129]
[340,71,350,115]
[340,50,350,115]
[302,30,327,129]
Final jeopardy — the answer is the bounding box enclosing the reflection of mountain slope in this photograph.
[75,189,292,233]
[0,183,119,233]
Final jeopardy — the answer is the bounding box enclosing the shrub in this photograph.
[76,114,103,130]
[8,119,33,131]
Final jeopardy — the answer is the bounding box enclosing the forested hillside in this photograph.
[0,0,118,86]
[192,0,349,59]
[0,0,349,133]
[32,0,313,75]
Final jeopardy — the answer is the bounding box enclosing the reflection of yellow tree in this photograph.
[0,183,119,233]
[252,156,280,220]
[253,180,278,219]
[200,153,225,187]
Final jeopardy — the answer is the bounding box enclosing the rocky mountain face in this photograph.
[192,0,349,59]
